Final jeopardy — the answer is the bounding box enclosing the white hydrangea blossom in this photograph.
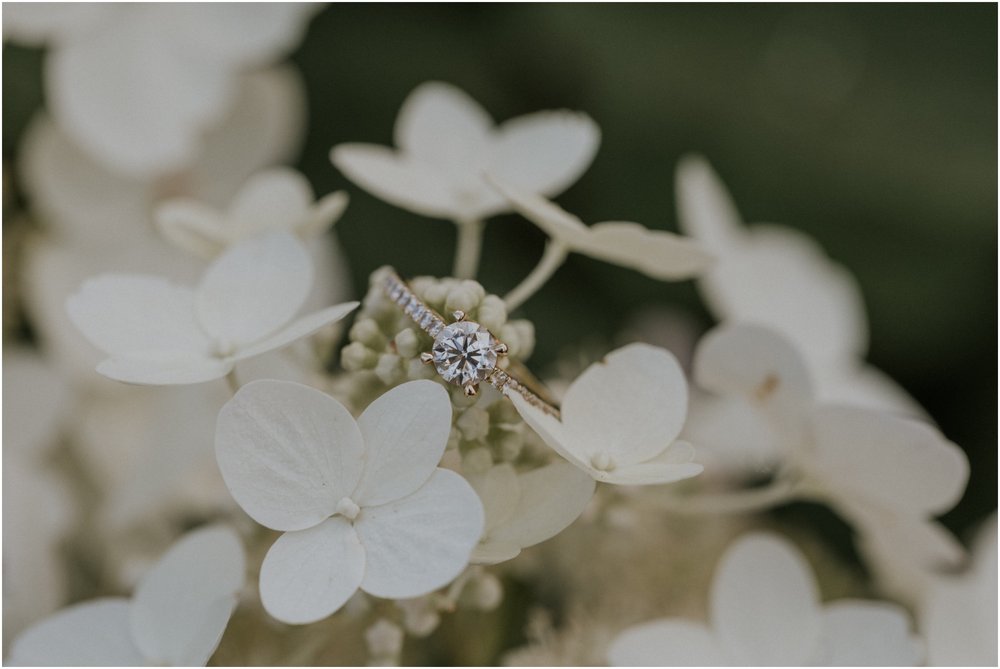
[607,533,923,666]
[331,81,599,223]
[66,232,358,385]
[215,379,484,624]
[3,4,319,176]
[510,343,703,485]
[689,324,969,574]
[675,155,923,416]
[9,525,245,666]
[155,168,348,259]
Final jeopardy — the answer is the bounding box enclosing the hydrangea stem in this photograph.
[503,241,569,311]
[453,218,485,279]
[650,478,799,515]
[225,369,240,395]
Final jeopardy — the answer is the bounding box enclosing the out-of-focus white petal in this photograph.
[810,405,968,516]
[215,380,365,531]
[394,81,492,167]
[96,354,232,386]
[923,516,998,666]
[593,448,704,486]
[2,3,109,43]
[682,392,782,473]
[488,462,595,550]
[2,349,68,458]
[154,200,228,258]
[356,469,483,598]
[703,224,868,368]
[675,154,747,253]
[562,343,688,466]
[711,534,822,665]
[225,168,314,236]
[488,179,711,279]
[331,144,461,219]
[66,274,209,358]
[196,232,311,346]
[130,525,244,666]
[814,600,922,666]
[816,361,926,418]
[693,324,814,442]
[9,599,145,667]
[488,110,599,199]
[471,540,522,565]
[173,4,318,65]
[469,464,521,536]
[233,302,359,361]
[48,12,232,177]
[259,518,365,625]
[352,380,453,506]
[607,620,726,666]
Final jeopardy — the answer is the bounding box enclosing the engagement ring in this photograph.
[382,269,560,417]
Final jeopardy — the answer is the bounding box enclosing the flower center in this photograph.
[590,452,616,472]
[335,496,361,521]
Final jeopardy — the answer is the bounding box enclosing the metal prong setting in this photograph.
[494,342,509,355]
[451,310,466,322]
[420,352,434,364]
[464,384,478,397]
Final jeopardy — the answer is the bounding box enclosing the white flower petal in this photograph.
[2,349,68,458]
[215,380,365,531]
[47,11,232,177]
[469,464,521,536]
[594,449,704,486]
[393,81,492,167]
[9,599,145,667]
[233,301,359,361]
[2,3,109,43]
[299,190,350,238]
[196,232,312,346]
[506,390,589,471]
[66,274,210,358]
[814,600,922,666]
[703,224,868,368]
[353,380,454,506]
[607,619,726,666]
[682,392,783,473]
[711,534,822,665]
[175,4,317,65]
[471,540,523,566]
[811,405,968,516]
[224,168,315,238]
[356,469,484,599]
[154,199,228,258]
[489,461,595,550]
[331,144,461,220]
[130,525,244,666]
[486,176,589,241]
[675,154,747,253]
[562,343,688,466]
[488,110,600,200]
[581,222,712,280]
[815,361,926,418]
[96,354,232,386]
[259,518,365,625]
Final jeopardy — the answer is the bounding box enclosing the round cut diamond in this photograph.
[432,321,498,386]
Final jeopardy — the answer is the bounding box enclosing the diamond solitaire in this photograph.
[382,268,559,416]
[432,321,500,386]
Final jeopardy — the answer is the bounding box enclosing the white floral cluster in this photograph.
[3,6,995,668]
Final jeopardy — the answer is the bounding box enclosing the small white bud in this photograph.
[374,353,404,385]
[463,446,493,474]
[466,571,503,611]
[350,318,387,349]
[393,327,420,358]
[477,295,507,331]
[342,342,378,371]
[445,284,481,314]
[364,618,404,661]
[456,407,490,442]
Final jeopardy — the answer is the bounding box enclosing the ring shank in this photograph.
[382,268,561,418]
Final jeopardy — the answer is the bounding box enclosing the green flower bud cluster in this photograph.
[340,267,536,464]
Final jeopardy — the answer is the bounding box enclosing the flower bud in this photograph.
[342,342,378,371]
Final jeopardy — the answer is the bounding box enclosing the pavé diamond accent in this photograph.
[432,321,498,386]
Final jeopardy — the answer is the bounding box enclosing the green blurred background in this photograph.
[4,4,996,535]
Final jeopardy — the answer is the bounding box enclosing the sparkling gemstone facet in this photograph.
[432,321,498,386]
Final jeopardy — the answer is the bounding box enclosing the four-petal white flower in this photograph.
[331,81,600,223]
[509,343,703,485]
[469,462,596,564]
[675,154,923,416]
[4,4,319,176]
[691,324,969,575]
[9,525,245,667]
[66,232,358,385]
[215,379,485,625]
[155,168,349,259]
[608,533,923,666]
